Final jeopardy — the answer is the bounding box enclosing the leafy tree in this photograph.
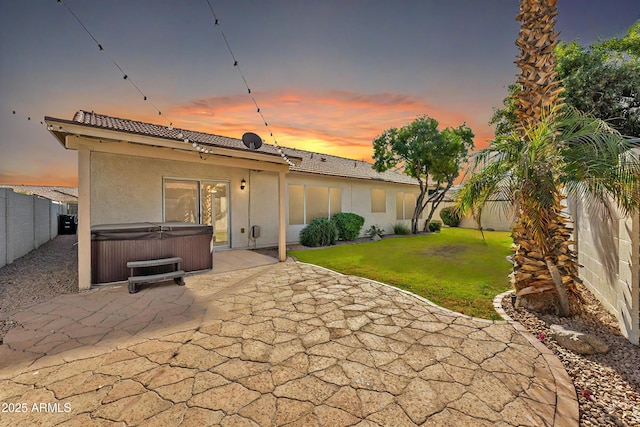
[489,83,520,141]
[555,21,640,136]
[491,20,640,138]
[372,116,474,234]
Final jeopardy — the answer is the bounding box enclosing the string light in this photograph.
[8,109,47,128]
[58,0,167,121]
[205,0,295,167]
[57,0,220,156]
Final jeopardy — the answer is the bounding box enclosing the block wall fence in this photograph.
[0,188,64,269]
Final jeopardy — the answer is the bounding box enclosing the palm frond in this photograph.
[560,111,640,216]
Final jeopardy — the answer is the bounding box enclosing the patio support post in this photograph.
[278,170,286,262]
[77,145,91,290]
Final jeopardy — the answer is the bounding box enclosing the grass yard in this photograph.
[289,228,513,319]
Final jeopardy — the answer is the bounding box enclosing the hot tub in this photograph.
[91,222,213,284]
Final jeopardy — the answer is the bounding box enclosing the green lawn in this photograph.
[289,228,513,319]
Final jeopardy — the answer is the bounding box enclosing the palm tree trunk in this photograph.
[511,206,581,316]
[545,258,570,316]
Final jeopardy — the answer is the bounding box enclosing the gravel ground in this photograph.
[0,235,78,342]
[502,285,640,427]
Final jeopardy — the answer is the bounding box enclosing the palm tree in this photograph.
[457,0,639,316]
[514,0,563,130]
[457,108,640,315]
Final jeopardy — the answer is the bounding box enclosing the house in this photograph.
[46,110,425,290]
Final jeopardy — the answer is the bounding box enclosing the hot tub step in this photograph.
[127,257,182,269]
[128,270,185,293]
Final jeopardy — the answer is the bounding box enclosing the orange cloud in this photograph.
[0,170,77,187]
[166,88,494,161]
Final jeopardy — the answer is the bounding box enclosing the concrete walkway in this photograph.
[212,250,278,274]
[0,260,578,426]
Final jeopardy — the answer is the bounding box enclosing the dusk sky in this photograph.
[1,0,638,186]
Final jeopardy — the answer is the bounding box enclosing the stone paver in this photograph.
[0,261,577,426]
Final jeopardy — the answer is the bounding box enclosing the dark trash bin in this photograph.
[58,214,77,235]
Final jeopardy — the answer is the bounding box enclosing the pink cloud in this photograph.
[165,88,493,161]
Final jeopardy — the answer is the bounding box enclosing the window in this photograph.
[371,189,386,213]
[330,188,342,216]
[288,185,304,225]
[404,193,416,220]
[396,191,420,220]
[306,186,329,223]
[288,184,342,225]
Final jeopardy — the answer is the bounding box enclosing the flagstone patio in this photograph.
[0,260,578,426]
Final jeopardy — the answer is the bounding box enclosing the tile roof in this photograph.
[0,185,78,203]
[58,110,419,186]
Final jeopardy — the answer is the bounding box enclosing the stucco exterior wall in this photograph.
[248,170,279,248]
[284,173,424,243]
[574,196,639,345]
[90,153,428,249]
[90,152,252,249]
[429,200,514,231]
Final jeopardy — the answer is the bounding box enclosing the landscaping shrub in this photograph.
[366,224,385,239]
[439,206,461,227]
[393,222,411,235]
[299,217,338,247]
[428,221,442,232]
[331,212,365,241]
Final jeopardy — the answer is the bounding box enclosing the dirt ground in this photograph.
[0,235,78,341]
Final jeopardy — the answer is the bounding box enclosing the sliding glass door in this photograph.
[164,179,230,249]
[201,182,229,248]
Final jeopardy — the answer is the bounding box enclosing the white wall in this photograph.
[92,153,435,250]
[574,196,639,345]
[248,170,279,248]
[0,188,63,269]
[91,152,251,249]
[429,200,514,231]
[283,173,426,243]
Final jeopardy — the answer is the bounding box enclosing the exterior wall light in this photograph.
[240,178,246,190]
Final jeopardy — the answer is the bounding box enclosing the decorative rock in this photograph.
[549,325,609,355]
[371,234,381,242]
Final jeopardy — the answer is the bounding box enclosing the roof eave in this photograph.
[45,116,300,166]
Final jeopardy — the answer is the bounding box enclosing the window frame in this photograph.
[162,177,231,225]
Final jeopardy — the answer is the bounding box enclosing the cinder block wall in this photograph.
[34,197,51,248]
[7,190,35,264]
[574,196,639,345]
[0,188,61,269]
[50,202,62,240]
